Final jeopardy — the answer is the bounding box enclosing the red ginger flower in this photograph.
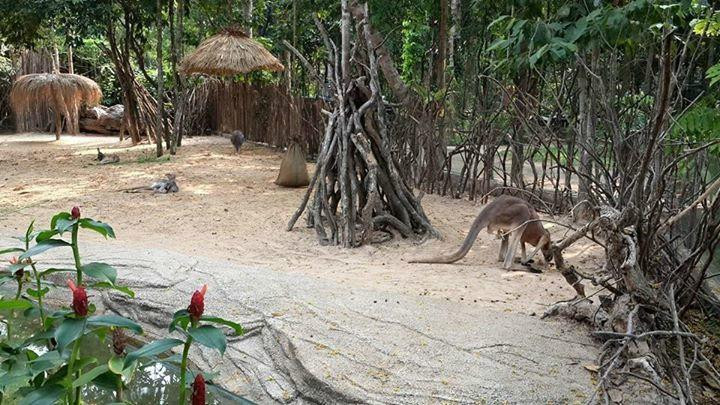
[67,279,88,317]
[71,206,81,219]
[188,284,207,323]
[191,373,206,405]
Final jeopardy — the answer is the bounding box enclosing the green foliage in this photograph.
[0,209,243,403]
[400,17,430,86]
[671,97,720,147]
[708,63,720,87]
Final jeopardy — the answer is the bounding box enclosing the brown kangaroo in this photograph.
[409,195,553,269]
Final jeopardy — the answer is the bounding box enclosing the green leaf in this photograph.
[87,315,142,334]
[79,219,115,239]
[81,262,117,284]
[529,44,549,67]
[54,318,87,350]
[487,38,510,52]
[707,63,720,87]
[72,364,109,388]
[487,15,510,30]
[54,218,77,234]
[25,220,35,243]
[48,309,74,319]
[0,247,24,255]
[27,287,50,298]
[24,329,56,346]
[50,212,72,230]
[74,356,98,371]
[29,351,65,377]
[91,282,135,298]
[91,371,121,391]
[35,229,59,243]
[188,325,227,355]
[40,268,75,277]
[121,360,137,382]
[0,299,32,310]
[200,316,244,335]
[0,374,31,391]
[20,239,71,259]
[18,383,65,405]
[108,356,124,375]
[169,309,190,332]
[124,338,185,368]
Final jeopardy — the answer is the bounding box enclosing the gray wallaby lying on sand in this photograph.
[409,195,553,270]
[122,173,179,194]
[96,148,120,165]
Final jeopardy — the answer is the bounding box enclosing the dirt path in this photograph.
[0,133,604,316]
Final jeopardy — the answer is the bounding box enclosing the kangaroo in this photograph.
[96,148,120,165]
[122,173,178,194]
[409,195,553,270]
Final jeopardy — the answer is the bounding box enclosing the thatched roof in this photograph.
[180,28,284,76]
[10,73,102,135]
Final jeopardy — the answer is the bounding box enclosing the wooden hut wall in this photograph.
[207,81,324,154]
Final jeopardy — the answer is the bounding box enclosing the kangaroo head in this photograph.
[540,234,553,263]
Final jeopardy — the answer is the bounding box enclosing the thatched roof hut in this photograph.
[180,28,284,76]
[10,73,102,139]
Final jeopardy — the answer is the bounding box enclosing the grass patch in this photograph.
[134,154,171,164]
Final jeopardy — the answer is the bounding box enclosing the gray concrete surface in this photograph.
[11,240,598,404]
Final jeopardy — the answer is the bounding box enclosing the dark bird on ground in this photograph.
[230,130,245,153]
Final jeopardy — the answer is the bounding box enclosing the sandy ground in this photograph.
[0,132,605,316]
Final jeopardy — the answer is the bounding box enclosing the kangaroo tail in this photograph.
[409,208,491,264]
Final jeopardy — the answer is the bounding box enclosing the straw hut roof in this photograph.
[180,27,284,76]
[10,73,102,112]
[10,73,102,135]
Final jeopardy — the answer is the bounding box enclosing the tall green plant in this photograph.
[0,207,243,404]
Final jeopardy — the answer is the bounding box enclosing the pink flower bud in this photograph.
[71,206,81,219]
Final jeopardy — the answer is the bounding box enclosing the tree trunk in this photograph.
[155,0,164,157]
[244,0,253,36]
[105,11,162,146]
[171,0,185,151]
[576,58,595,218]
[52,43,60,74]
[448,0,461,73]
[67,46,74,74]
[435,0,448,90]
[348,4,409,103]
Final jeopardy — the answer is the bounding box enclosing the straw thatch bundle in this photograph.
[10,73,102,138]
[180,27,284,76]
